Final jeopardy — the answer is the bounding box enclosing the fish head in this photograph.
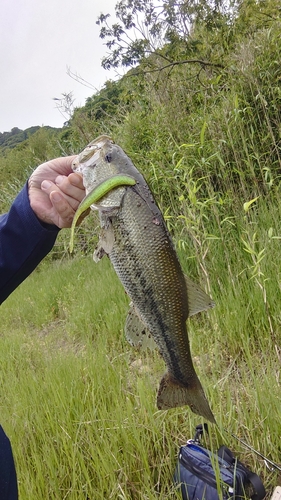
[73,134,145,188]
[72,135,116,190]
[72,135,128,212]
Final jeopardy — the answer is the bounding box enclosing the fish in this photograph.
[71,135,216,423]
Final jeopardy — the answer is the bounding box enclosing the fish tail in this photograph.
[157,372,216,423]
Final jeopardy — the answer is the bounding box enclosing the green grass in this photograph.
[0,257,184,499]
[1,200,281,499]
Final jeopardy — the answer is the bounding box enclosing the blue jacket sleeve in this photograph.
[0,183,60,305]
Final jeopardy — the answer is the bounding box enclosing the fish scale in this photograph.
[71,135,216,423]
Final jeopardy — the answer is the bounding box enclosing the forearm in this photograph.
[0,183,60,305]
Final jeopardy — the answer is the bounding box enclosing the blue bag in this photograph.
[174,425,266,500]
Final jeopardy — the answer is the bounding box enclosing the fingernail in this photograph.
[41,180,52,189]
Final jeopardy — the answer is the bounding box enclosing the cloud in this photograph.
[0,0,119,132]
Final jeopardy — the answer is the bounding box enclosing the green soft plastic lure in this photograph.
[69,174,136,253]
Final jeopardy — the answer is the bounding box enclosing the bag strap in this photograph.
[193,423,209,444]
[217,445,234,465]
[247,470,266,500]
[218,446,266,500]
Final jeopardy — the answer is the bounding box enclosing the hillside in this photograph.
[1,0,280,266]
[0,125,61,152]
[1,0,280,216]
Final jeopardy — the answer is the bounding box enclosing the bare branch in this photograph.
[129,58,224,76]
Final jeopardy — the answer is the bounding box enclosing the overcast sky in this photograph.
[0,0,120,133]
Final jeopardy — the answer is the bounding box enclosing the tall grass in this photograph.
[1,257,183,499]
[1,190,281,498]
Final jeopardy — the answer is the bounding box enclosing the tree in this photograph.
[96,0,236,72]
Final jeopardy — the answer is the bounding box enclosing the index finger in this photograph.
[48,155,78,177]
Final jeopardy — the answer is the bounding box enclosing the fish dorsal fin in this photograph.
[185,275,215,317]
[125,304,157,351]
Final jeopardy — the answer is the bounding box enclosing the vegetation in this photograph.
[0,0,281,497]
[0,126,60,152]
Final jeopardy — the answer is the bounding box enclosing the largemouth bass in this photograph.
[71,135,215,423]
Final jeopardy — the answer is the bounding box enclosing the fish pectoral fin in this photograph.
[125,303,157,351]
[185,275,215,317]
[93,225,115,262]
[93,245,107,262]
[157,372,216,423]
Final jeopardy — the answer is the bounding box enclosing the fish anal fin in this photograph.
[125,304,157,351]
[185,275,215,317]
[157,371,216,423]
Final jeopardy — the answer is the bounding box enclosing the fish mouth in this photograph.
[72,135,114,172]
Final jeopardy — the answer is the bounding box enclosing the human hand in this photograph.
[28,156,86,228]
